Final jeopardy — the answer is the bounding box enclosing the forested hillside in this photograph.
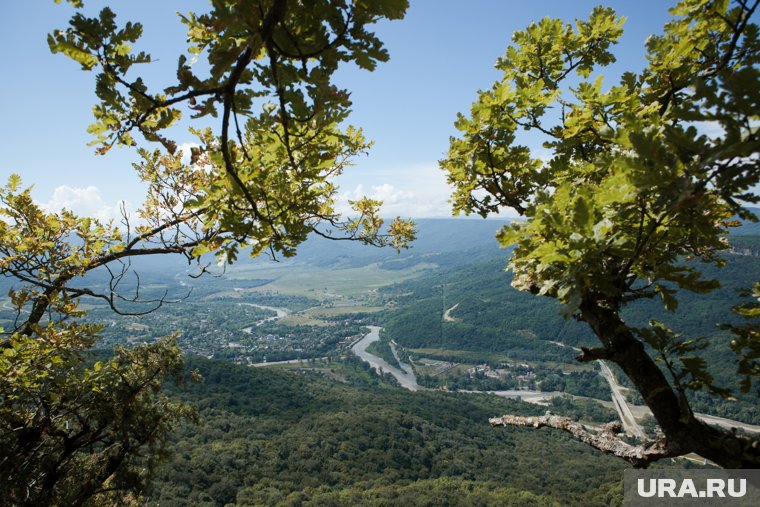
[382,235,760,423]
[384,235,760,350]
[146,357,634,506]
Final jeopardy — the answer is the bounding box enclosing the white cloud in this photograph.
[335,162,523,219]
[177,142,200,165]
[335,163,453,218]
[39,185,131,223]
[369,183,414,204]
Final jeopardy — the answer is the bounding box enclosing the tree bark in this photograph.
[492,295,760,468]
[578,298,760,468]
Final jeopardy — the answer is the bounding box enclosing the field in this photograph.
[226,262,438,301]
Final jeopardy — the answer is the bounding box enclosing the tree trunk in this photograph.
[580,298,760,468]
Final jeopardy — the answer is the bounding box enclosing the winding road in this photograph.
[443,303,460,322]
[2,299,27,314]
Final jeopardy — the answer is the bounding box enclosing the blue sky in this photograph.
[2,0,675,220]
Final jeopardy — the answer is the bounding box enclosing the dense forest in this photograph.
[145,356,642,506]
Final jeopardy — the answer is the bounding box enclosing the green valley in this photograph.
[4,0,760,503]
[4,218,754,504]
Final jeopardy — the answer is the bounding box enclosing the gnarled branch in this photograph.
[489,413,679,467]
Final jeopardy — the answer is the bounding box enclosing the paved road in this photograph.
[694,413,760,434]
[251,357,325,368]
[465,389,565,404]
[546,339,647,438]
[627,402,760,435]
[351,326,422,391]
[2,300,27,313]
[597,360,648,439]
[547,340,760,438]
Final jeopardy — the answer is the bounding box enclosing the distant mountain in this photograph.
[73,208,758,280]
[2,209,756,299]
[284,208,760,269]
[285,218,510,269]
[733,207,760,235]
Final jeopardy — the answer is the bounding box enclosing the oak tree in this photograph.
[443,0,759,467]
[1,0,413,504]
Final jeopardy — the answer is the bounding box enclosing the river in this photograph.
[273,324,760,438]
[240,303,289,333]
[351,326,422,391]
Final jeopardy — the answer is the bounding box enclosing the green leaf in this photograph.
[656,285,678,312]
[7,174,21,192]
[495,224,523,247]
[47,34,98,70]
